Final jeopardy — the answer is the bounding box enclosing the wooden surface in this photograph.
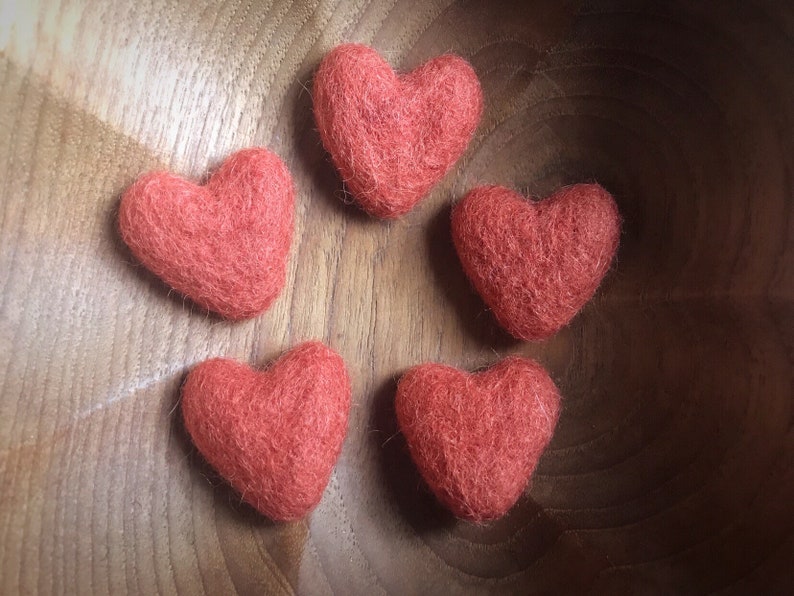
[1,0,793,593]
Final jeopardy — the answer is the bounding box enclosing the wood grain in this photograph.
[1,0,793,593]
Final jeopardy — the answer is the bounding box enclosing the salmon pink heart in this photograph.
[181,342,351,522]
[119,147,294,319]
[313,43,483,218]
[452,184,620,340]
[396,357,561,522]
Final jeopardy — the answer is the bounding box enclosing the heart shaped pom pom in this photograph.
[181,342,351,521]
[396,357,561,522]
[313,43,483,218]
[452,184,620,340]
[119,147,294,319]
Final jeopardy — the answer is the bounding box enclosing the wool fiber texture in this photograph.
[181,341,351,521]
[452,184,620,340]
[119,147,294,319]
[313,43,482,218]
[396,357,561,522]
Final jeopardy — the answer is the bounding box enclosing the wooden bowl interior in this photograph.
[0,1,791,593]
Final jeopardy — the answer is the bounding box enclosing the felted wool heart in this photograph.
[452,184,620,341]
[181,341,351,521]
[396,357,561,522]
[119,147,294,319]
[313,43,483,218]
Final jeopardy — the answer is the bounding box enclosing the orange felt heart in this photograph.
[452,184,620,340]
[119,148,294,319]
[181,342,351,522]
[396,357,561,522]
[313,43,483,218]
